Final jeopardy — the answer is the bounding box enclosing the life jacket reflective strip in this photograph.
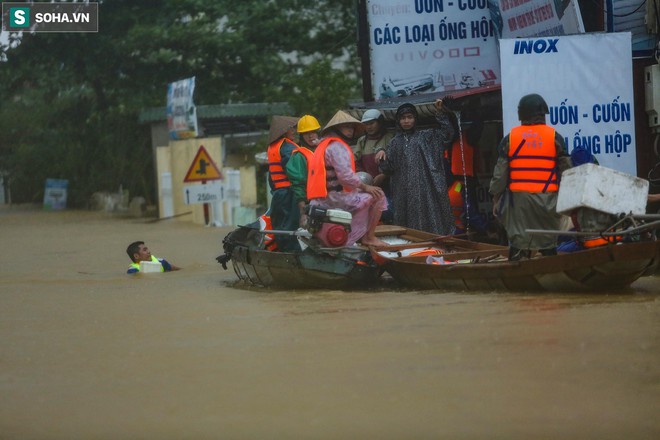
[408,248,444,257]
[258,214,278,251]
[508,125,558,193]
[128,255,163,272]
[267,138,299,189]
[307,137,356,200]
[445,134,475,177]
[448,180,465,231]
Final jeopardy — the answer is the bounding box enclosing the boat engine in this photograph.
[573,207,618,232]
[305,206,352,247]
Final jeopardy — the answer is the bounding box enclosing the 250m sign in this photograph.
[183,182,224,205]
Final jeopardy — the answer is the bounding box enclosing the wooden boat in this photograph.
[371,225,660,292]
[216,224,375,289]
[218,217,660,291]
[216,223,484,289]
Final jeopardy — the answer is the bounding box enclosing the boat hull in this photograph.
[379,240,660,292]
[230,245,380,289]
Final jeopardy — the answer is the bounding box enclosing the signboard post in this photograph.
[183,145,223,225]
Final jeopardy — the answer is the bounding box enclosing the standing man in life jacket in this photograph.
[489,93,572,260]
[307,110,388,247]
[286,114,322,228]
[266,115,301,251]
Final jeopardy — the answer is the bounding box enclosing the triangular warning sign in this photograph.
[184,146,223,182]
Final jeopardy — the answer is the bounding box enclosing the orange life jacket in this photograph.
[445,134,475,177]
[408,248,444,257]
[448,180,465,231]
[508,125,558,193]
[582,235,622,248]
[307,137,356,200]
[292,145,314,163]
[267,138,299,190]
[258,214,278,251]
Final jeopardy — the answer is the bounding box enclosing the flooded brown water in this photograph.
[1,205,659,439]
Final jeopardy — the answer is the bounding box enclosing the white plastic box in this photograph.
[139,261,163,273]
[557,163,648,215]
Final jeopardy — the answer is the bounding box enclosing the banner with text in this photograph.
[367,0,500,100]
[487,0,584,39]
[167,77,199,140]
[500,33,636,175]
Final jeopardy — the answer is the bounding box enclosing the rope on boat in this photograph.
[454,110,472,233]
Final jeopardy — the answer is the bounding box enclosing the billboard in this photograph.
[167,77,199,140]
[43,178,68,210]
[487,0,584,39]
[362,1,586,102]
[365,0,501,100]
[500,33,636,175]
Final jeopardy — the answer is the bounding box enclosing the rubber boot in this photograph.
[508,247,518,261]
[508,247,531,261]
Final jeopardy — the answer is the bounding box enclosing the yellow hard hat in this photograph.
[297,115,321,133]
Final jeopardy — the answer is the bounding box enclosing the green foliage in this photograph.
[285,59,361,124]
[0,0,360,206]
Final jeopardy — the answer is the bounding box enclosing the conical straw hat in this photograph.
[268,115,299,143]
[321,110,365,138]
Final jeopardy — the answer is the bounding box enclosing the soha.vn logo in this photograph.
[9,7,30,28]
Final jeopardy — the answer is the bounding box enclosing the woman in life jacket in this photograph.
[307,110,388,247]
